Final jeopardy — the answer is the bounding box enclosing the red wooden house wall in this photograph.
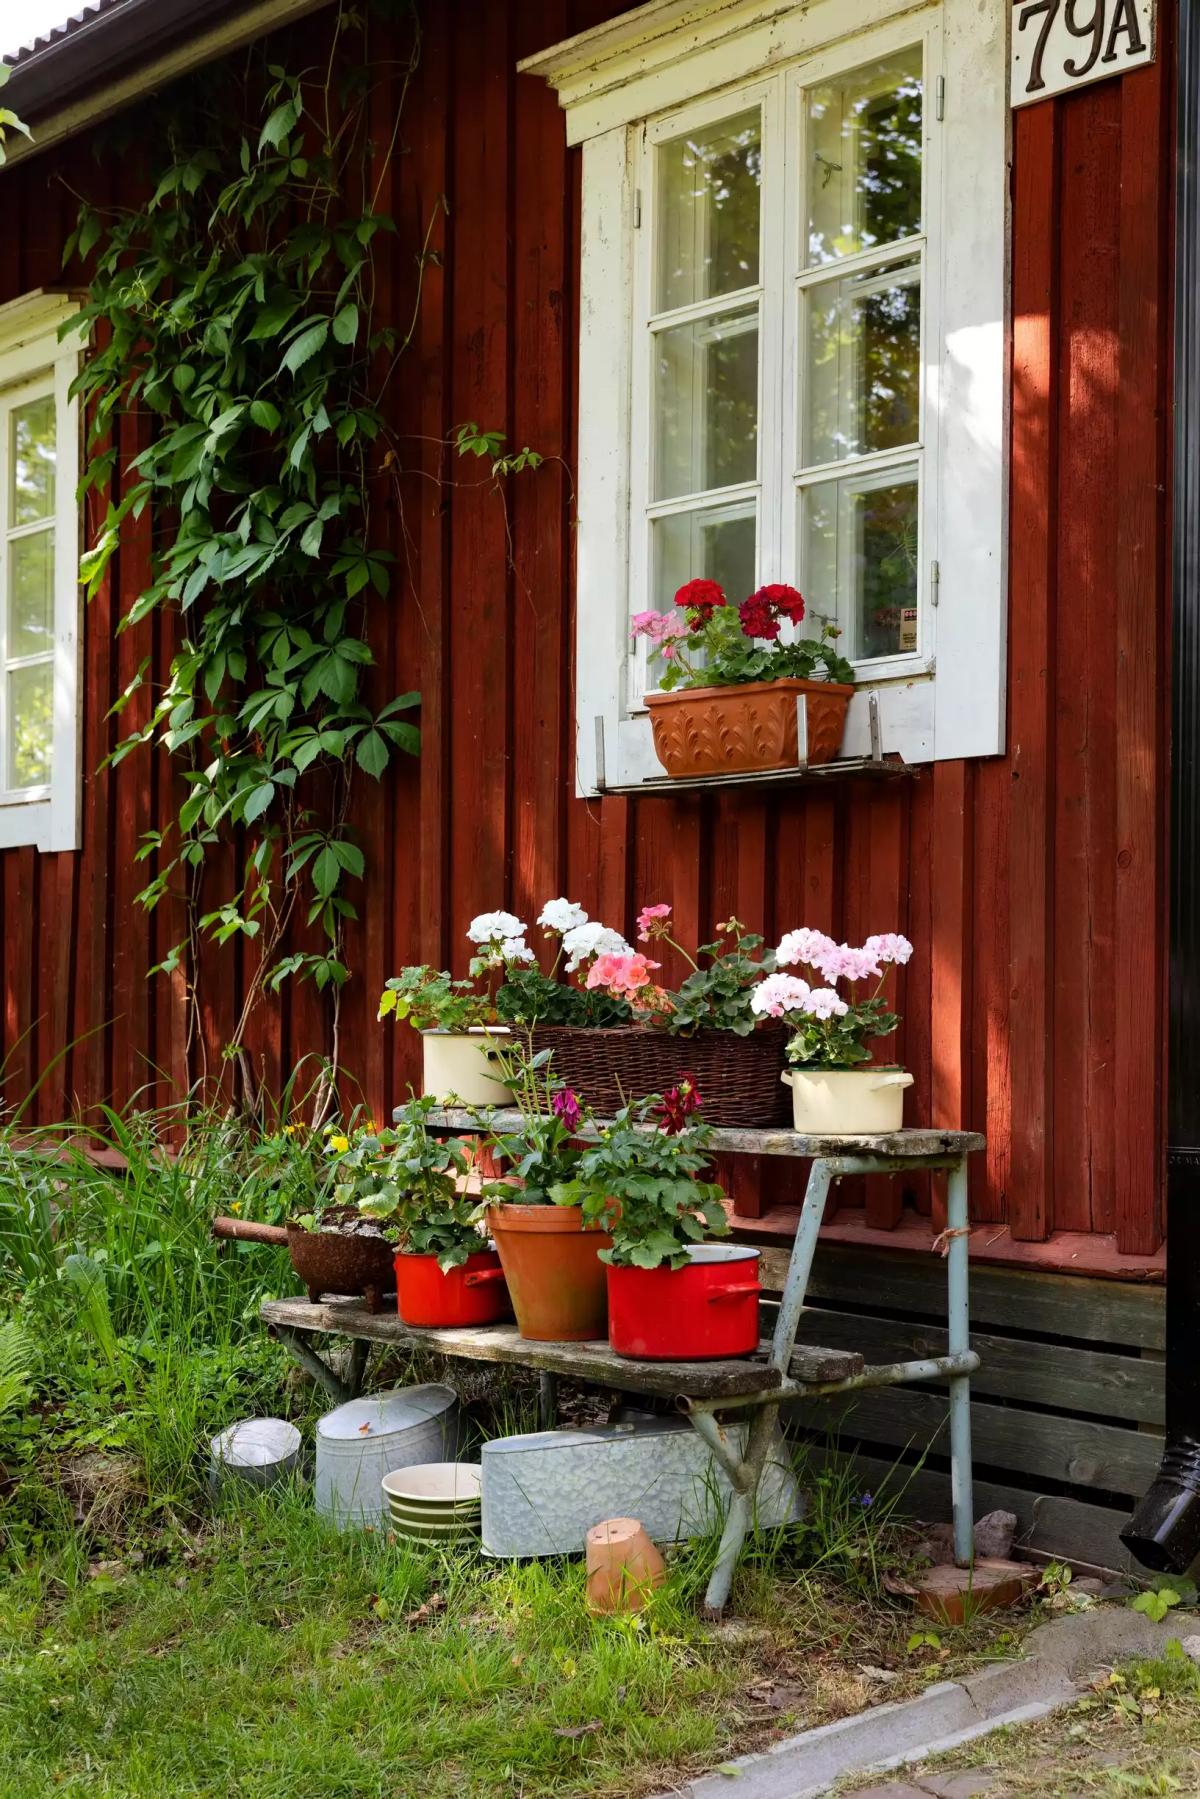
[0,0,1174,1264]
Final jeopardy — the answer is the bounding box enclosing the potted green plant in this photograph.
[379,962,511,1106]
[477,1045,613,1343]
[632,580,855,776]
[350,1098,509,1327]
[551,1083,760,1362]
[754,928,915,1135]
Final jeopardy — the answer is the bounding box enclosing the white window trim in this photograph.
[521,0,1010,793]
[0,290,85,851]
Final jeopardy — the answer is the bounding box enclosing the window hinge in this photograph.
[935,75,945,121]
[930,559,941,607]
[634,188,642,229]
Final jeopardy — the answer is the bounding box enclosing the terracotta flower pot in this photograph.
[486,1202,612,1342]
[644,676,853,776]
[585,1516,667,1614]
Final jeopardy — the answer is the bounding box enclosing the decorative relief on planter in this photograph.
[643,677,852,777]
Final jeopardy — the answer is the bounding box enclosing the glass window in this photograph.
[796,48,924,662]
[805,47,924,268]
[633,44,926,690]
[3,388,58,792]
[643,105,763,624]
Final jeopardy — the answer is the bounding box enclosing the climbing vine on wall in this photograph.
[68,5,426,1089]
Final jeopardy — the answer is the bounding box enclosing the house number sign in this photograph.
[1011,0,1156,107]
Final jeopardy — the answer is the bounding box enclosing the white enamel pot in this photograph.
[420,1028,513,1106]
[780,1065,914,1136]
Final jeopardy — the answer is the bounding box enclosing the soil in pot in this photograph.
[486,1203,612,1342]
[394,1248,511,1328]
[607,1245,761,1361]
[644,677,853,777]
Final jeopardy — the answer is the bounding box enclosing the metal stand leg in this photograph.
[269,1326,353,1404]
[690,1402,781,1616]
[946,1155,975,1567]
[348,1338,370,1398]
[770,1159,833,1370]
[538,1372,558,1430]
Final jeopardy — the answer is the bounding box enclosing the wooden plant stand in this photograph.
[261,1118,983,1616]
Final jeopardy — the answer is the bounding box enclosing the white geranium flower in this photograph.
[537,898,588,935]
[467,910,527,946]
[561,920,631,973]
[500,936,535,965]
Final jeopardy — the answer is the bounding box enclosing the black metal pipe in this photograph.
[1121,0,1200,1577]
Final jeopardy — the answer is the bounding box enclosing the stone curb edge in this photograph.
[660,1607,1200,1799]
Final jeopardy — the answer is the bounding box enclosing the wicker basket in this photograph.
[529,1023,790,1127]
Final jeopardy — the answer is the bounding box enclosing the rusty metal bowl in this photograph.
[213,1209,395,1314]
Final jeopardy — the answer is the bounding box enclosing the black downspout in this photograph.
[1120,0,1200,1577]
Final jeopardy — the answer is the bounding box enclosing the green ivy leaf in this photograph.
[250,399,281,430]
[281,319,329,374]
[332,302,359,345]
[243,782,275,824]
[355,730,389,778]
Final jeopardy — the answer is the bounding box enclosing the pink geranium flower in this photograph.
[585,951,661,1001]
[636,902,672,942]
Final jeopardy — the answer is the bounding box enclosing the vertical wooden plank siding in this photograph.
[1007,101,1060,1244]
[0,0,1175,1268]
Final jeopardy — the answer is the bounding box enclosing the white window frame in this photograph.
[0,291,84,851]
[520,0,1010,792]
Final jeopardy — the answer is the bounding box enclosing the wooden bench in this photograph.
[261,1119,982,1614]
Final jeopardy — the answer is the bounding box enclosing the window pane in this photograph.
[656,109,761,312]
[651,505,756,618]
[8,528,54,658]
[806,49,923,267]
[654,305,758,500]
[803,468,918,660]
[11,394,56,526]
[803,259,921,466]
[8,661,53,789]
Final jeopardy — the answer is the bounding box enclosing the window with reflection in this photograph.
[2,387,57,792]
[635,42,927,682]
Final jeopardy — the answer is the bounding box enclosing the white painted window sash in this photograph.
[0,292,84,851]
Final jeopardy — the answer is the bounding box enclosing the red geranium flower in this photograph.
[674,577,726,624]
[756,583,805,625]
[738,591,782,640]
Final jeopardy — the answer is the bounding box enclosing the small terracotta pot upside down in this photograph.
[585,1517,667,1614]
[486,1203,612,1341]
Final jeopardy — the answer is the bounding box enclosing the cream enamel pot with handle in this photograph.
[420,1027,513,1105]
[780,1066,914,1136]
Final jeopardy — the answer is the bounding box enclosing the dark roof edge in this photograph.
[4,0,242,118]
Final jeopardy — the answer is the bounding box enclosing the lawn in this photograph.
[0,1101,1025,1797]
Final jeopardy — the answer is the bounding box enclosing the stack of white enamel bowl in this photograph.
[315,1384,462,1530]
[381,1462,483,1547]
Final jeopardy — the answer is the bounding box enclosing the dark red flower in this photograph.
[674,578,726,624]
[757,583,805,625]
[738,592,782,640]
[551,1088,582,1131]
[656,1074,703,1134]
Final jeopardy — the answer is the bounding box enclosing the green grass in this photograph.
[0,1486,748,1799]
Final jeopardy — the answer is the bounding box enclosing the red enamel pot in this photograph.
[394,1248,511,1328]
[606,1245,762,1361]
